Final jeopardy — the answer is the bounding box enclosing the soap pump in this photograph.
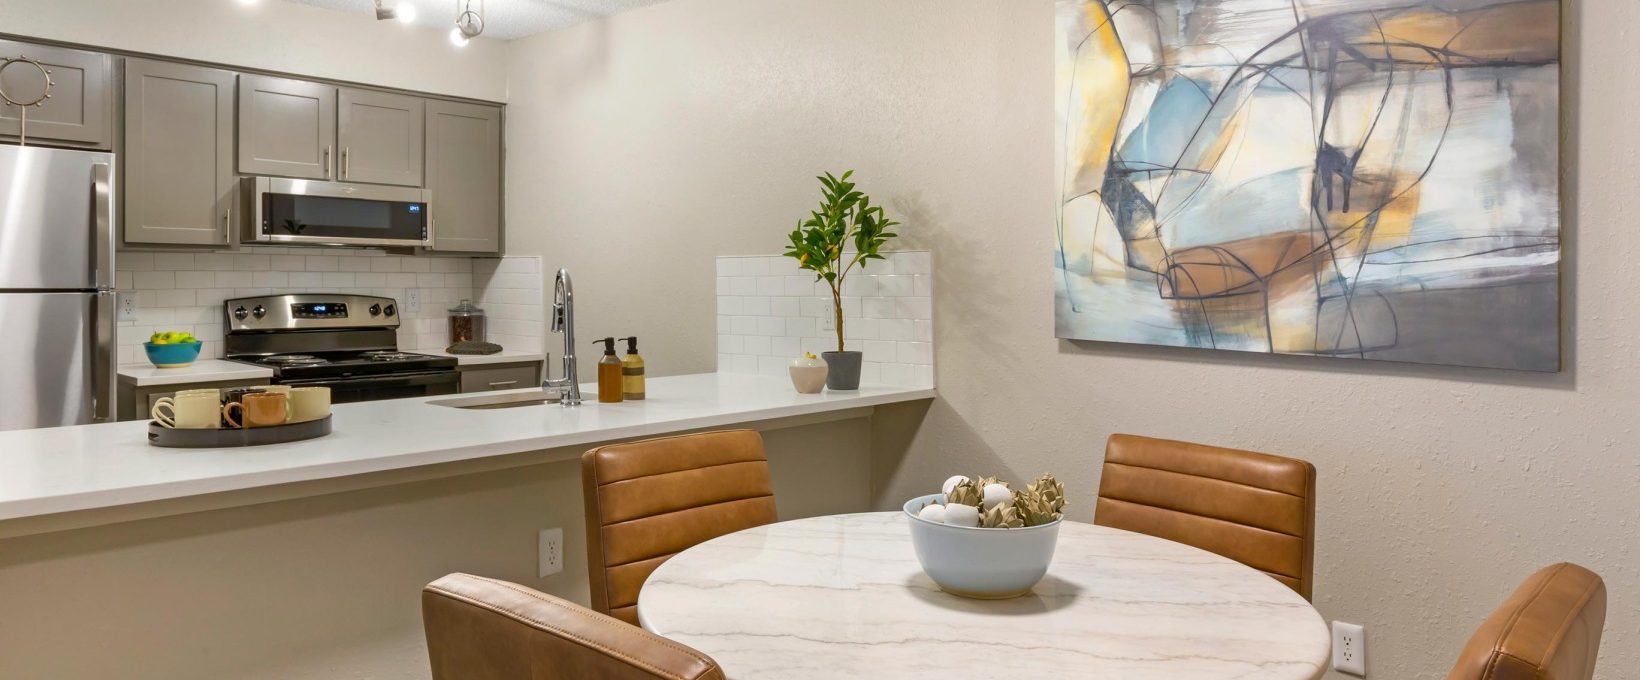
[621,336,646,401]
[594,337,623,403]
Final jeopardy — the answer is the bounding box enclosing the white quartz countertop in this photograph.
[117,360,275,386]
[0,374,934,522]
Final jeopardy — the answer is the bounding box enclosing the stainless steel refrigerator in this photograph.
[0,144,116,431]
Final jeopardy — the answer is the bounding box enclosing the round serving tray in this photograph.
[147,415,333,448]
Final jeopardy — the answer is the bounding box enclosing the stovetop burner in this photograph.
[263,354,329,366]
[361,351,421,362]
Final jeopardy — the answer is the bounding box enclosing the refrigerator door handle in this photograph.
[92,162,114,289]
[92,291,117,423]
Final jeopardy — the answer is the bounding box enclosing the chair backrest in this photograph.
[422,573,725,680]
[1095,433,1317,599]
[1447,563,1607,680]
[582,429,779,624]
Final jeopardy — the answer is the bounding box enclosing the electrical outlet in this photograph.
[538,528,564,578]
[405,289,421,315]
[1332,621,1366,676]
[819,313,835,332]
[117,292,138,322]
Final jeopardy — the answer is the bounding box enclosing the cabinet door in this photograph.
[339,88,424,187]
[237,74,336,180]
[124,60,236,246]
[459,364,542,393]
[0,40,113,148]
[425,101,502,253]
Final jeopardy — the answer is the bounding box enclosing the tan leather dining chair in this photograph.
[1447,563,1607,680]
[422,573,725,680]
[1094,433,1318,599]
[582,430,779,625]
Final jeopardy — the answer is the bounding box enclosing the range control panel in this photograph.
[292,302,349,319]
[225,294,400,332]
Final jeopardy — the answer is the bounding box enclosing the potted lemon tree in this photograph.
[783,170,901,390]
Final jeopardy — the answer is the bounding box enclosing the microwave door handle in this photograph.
[92,162,114,289]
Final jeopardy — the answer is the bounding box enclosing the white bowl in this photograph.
[903,493,1061,599]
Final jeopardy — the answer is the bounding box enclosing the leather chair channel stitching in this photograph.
[583,429,779,625]
[422,573,725,680]
[1447,563,1607,680]
[1095,433,1318,599]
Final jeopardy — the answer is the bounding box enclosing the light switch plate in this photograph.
[1332,621,1366,676]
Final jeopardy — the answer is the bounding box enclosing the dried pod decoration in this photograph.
[945,478,983,507]
[980,503,1024,529]
[1014,474,1068,527]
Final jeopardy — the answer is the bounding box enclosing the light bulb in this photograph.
[394,1,417,23]
[449,27,469,47]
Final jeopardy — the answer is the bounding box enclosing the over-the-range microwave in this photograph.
[243,177,431,248]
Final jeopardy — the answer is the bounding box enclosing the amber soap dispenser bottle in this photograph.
[594,337,623,403]
[621,336,646,401]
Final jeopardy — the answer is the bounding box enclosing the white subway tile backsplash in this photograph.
[117,248,545,358]
[715,251,933,388]
[132,271,175,289]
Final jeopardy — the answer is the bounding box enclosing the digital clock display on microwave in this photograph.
[291,302,349,319]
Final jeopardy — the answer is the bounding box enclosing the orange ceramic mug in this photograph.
[223,392,289,429]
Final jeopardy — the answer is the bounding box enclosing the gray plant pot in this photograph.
[822,351,863,391]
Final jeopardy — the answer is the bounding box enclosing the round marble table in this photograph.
[639,512,1330,679]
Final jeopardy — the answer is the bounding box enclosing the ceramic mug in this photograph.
[287,387,331,423]
[222,386,269,405]
[223,392,289,429]
[152,391,222,429]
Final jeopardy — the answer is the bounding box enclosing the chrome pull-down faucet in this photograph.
[543,268,582,406]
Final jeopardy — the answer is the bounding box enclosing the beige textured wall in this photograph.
[0,421,873,679]
[0,0,508,101]
[505,0,1636,677]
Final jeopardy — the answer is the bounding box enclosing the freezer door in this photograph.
[0,145,115,290]
[0,292,115,431]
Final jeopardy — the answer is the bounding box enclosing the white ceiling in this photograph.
[279,0,671,41]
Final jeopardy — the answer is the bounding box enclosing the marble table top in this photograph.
[639,512,1330,680]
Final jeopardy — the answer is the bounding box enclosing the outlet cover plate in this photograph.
[1332,621,1366,676]
[117,292,138,322]
[538,528,564,578]
[405,289,422,315]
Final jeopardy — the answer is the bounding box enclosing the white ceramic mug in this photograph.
[152,391,222,429]
[287,386,331,423]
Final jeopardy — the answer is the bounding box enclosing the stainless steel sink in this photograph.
[428,392,562,410]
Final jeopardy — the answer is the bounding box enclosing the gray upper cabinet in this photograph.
[0,40,113,148]
[238,74,336,180]
[339,88,424,187]
[426,100,502,254]
[123,59,236,246]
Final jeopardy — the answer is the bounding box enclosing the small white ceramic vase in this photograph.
[789,354,828,394]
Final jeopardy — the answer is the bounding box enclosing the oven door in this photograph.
[247,177,431,248]
[279,370,459,404]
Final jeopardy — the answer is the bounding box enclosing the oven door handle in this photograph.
[279,371,459,389]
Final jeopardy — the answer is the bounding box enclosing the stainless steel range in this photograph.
[223,294,458,403]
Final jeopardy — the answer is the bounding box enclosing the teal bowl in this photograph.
[144,342,202,368]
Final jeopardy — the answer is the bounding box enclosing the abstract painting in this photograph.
[1054,0,1561,371]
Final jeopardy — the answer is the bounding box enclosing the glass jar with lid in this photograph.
[448,299,487,344]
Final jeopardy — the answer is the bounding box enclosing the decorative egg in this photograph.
[917,503,947,523]
[942,502,980,527]
[982,483,1013,510]
[941,475,970,496]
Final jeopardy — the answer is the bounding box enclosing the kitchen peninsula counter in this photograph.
[0,373,934,531]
